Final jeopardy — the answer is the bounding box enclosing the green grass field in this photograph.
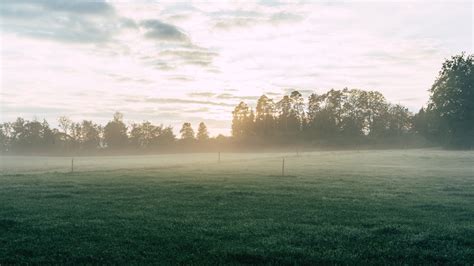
[1,150,473,264]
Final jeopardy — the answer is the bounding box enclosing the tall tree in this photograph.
[80,120,101,150]
[104,112,128,149]
[289,90,305,131]
[180,122,195,140]
[255,95,275,137]
[428,53,474,148]
[276,95,292,133]
[157,126,176,145]
[232,102,251,138]
[196,122,209,141]
[58,116,72,136]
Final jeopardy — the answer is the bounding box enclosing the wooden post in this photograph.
[218,152,221,163]
[71,158,74,173]
[282,157,285,177]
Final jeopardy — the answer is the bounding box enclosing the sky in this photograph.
[0,0,472,136]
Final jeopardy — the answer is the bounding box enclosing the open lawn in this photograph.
[0,150,473,264]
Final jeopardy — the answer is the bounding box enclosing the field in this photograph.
[0,150,473,264]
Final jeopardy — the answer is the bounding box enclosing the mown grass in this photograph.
[0,150,473,264]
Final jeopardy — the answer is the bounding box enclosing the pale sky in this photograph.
[0,0,472,135]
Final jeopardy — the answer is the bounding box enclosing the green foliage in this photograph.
[232,88,414,145]
[104,112,128,149]
[427,53,474,148]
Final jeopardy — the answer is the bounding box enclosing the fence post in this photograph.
[218,152,221,163]
[71,158,74,173]
[282,157,285,177]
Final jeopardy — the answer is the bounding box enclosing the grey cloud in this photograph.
[214,18,260,29]
[106,73,152,84]
[160,49,218,67]
[270,12,303,24]
[31,0,114,14]
[127,97,235,107]
[140,19,189,43]
[216,93,259,101]
[0,0,118,43]
[187,107,210,113]
[265,91,281,96]
[142,47,218,70]
[188,92,216,97]
[213,10,303,30]
[168,76,194,82]
[0,0,114,17]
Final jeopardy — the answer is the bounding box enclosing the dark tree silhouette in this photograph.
[180,122,195,140]
[427,53,474,148]
[104,112,128,149]
[197,122,209,141]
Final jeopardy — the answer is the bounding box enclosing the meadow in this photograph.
[0,149,473,264]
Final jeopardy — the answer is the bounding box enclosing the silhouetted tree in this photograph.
[129,121,160,149]
[80,120,101,150]
[180,122,195,140]
[255,95,275,137]
[104,112,128,149]
[157,126,176,145]
[232,102,251,138]
[428,53,474,148]
[197,122,209,141]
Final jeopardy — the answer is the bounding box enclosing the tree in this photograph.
[232,102,251,138]
[307,93,323,127]
[289,90,305,131]
[255,95,275,137]
[58,116,72,136]
[104,112,128,149]
[80,120,101,150]
[129,121,160,149]
[276,95,292,132]
[197,122,209,141]
[386,104,412,137]
[428,53,474,148]
[157,126,176,145]
[0,123,11,152]
[180,122,195,140]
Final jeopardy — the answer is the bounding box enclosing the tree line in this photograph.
[231,88,416,146]
[230,53,473,149]
[0,111,224,154]
[0,53,472,154]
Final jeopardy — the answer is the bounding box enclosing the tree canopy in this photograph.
[427,53,474,148]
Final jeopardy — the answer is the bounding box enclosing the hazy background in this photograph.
[1,0,472,135]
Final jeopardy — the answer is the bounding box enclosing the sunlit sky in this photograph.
[0,0,472,135]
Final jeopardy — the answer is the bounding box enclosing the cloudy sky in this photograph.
[0,0,472,135]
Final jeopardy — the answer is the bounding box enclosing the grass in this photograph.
[0,150,473,264]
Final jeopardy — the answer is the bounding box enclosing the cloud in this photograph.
[270,12,303,24]
[216,93,259,100]
[0,0,119,43]
[140,19,190,43]
[211,8,303,30]
[214,18,260,29]
[159,49,218,67]
[168,76,194,82]
[188,92,217,97]
[127,97,236,107]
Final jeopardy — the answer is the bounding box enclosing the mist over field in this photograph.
[1,0,473,264]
